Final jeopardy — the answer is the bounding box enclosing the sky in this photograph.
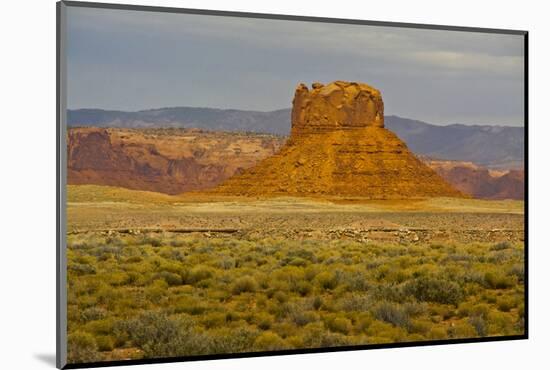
[66,6,525,126]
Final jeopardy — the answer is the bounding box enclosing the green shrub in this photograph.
[312,296,323,310]
[158,271,183,286]
[169,239,185,247]
[80,307,107,323]
[68,263,96,275]
[217,257,236,270]
[497,296,516,312]
[188,265,215,284]
[201,311,227,329]
[403,302,427,317]
[304,265,320,281]
[507,264,525,282]
[447,322,477,338]
[95,336,115,352]
[67,331,99,363]
[85,318,115,336]
[338,293,372,312]
[142,236,162,247]
[326,316,353,334]
[459,303,495,324]
[339,271,370,291]
[469,315,488,337]
[291,310,319,327]
[288,257,308,267]
[273,291,288,303]
[122,311,206,357]
[232,276,258,294]
[254,312,274,330]
[204,326,259,354]
[490,241,511,251]
[373,301,411,329]
[316,271,339,290]
[408,319,431,335]
[293,281,313,296]
[302,322,352,348]
[253,331,287,351]
[125,255,143,263]
[174,296,207,315]
[404,277,463,305]
[483,272,515,289]
[146,279,168,304]
[225,311,240,323]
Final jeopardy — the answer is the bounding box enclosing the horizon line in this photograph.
[67,105,524,128]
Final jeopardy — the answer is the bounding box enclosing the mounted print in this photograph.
[56,1,528,368]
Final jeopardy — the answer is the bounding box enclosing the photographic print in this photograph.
[57,1,527,367]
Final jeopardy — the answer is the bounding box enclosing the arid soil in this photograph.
[68,185,524,245]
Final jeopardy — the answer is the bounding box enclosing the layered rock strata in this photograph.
[212,81,464,199]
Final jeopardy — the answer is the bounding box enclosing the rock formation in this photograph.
[212,81,464,199]
[291,81,384,136]
[424,158,524,200]
[67,128,285,195]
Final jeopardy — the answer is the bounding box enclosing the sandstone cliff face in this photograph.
[67,128,285,195]
[213,81,463,199]
[291,81,384,137]
[67,127,522,199]
[425,158,524,200]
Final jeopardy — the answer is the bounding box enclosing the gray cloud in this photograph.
[66,6,524,126]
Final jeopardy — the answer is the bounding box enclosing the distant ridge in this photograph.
[68,107,524,169]
[68,107,291,135]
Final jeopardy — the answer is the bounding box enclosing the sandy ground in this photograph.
[67,185,524,244]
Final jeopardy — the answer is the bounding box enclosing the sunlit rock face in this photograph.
[213,81,464,199]
[291,81,384,137]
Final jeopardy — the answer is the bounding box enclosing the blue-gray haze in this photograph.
[67,6,524,126]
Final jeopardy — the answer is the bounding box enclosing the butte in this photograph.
[211,81,464,199]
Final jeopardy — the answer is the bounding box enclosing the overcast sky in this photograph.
[66,6,525,126]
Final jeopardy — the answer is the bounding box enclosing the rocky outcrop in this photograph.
[67,126,521,199]
[67,128,285,195]
[424,158,524,200]
[290,81,384,137]
[212,81,464,199]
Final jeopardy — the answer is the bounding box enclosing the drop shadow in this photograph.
[34,353,57,367]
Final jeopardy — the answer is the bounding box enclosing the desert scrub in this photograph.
[232,276,258,294]
[200,311,228,329]
[66,233,525,361]
[156,271,183,286]
[483,271,516,289]
[253,331,287,351]
[121,311,207,358]
[315,270,339,290]
[373,301,411,329]
[325,315,353,335]
[187,265,215,284]
[68,331,100,363]
[253,312,275,330]
[404,277,464,305]
[95,335,115,351]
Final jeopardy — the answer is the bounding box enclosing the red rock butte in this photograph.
[212,81,464,199]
